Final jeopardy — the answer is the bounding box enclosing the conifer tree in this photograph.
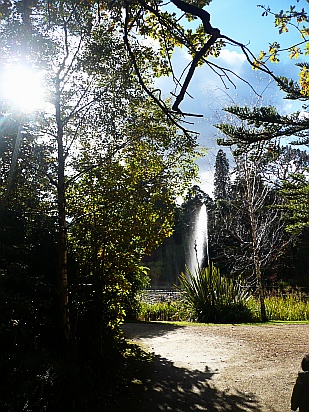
[209,149,231,274]
[213,149,230,201]
[215,4,309,233]
[211,143,298,320]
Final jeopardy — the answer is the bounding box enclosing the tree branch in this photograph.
[123,1,200,135]
[170,0,220,112]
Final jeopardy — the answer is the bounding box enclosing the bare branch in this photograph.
[123,1,200,135]
[169,0,220,111]
[172,34,219,112]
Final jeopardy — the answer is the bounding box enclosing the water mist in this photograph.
[187,203,209,275]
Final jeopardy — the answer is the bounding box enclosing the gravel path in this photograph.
[120,322,309,412]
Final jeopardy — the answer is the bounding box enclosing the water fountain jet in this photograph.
[187,203,209,275]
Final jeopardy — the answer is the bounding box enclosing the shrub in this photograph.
[178,264,253,323]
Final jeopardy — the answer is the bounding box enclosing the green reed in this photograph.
[248,289,309,321]
[138,288,309,323]
[138,300,192,322]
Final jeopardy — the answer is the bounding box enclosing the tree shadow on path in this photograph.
[113,353,263,412]
[122,321,183,340]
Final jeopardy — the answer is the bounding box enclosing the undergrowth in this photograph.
[248,289,309,321]
[138,288,309,323]
[138,300,191,322]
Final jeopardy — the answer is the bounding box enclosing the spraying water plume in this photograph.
[187,203,209,275]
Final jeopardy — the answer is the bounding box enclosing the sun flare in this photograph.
[1,65,46,112]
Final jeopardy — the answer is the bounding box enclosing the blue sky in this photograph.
[156,0,308,195]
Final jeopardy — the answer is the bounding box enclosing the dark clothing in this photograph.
[291,371,309,411]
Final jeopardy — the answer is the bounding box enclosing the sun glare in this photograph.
[1,65,46,112]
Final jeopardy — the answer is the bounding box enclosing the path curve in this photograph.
[121,322,309,412]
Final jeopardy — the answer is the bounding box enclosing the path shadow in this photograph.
[110,354,263,412]
[122,321,184,340]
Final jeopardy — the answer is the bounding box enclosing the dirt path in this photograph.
[120,322,309,412]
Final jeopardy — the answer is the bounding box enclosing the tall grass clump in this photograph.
[138,300,191,321]
[178,264,254,323]
[248,288,309,321]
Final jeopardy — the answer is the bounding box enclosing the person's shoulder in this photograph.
[297,371,309,388]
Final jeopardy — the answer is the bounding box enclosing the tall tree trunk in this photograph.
[250,218,267,322]
[56,78,71,349]
[244,159,267,322]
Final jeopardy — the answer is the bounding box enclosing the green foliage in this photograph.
[178,265,253,323]
[214,4,309,256]
[213,149,230,201]
[138,287,309,324]
[138,300,192,321]
[247,289,309,321]
[0,1,202,409]
[136,0,221,76]
[282,173,309,233]
[216,3,309,147]
[66,95,198,339]
[256,4,309,95]
[216,105,309,145]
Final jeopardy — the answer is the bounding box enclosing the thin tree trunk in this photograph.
[250,211,267,321]
[56,78,71,349]
[244,158,267,322]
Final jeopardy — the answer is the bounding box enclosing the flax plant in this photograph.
[178,264,253,323]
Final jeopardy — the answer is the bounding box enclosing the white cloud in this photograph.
[198,169,214,197]
[178,48,192,62]
[299,110,309,120]
[283,102,294,112]
[216,49,246,73]
[140,35,160,50]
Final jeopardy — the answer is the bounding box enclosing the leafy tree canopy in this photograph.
[2,0,305,123]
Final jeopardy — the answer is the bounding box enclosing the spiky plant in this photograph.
[178,264,253,323]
